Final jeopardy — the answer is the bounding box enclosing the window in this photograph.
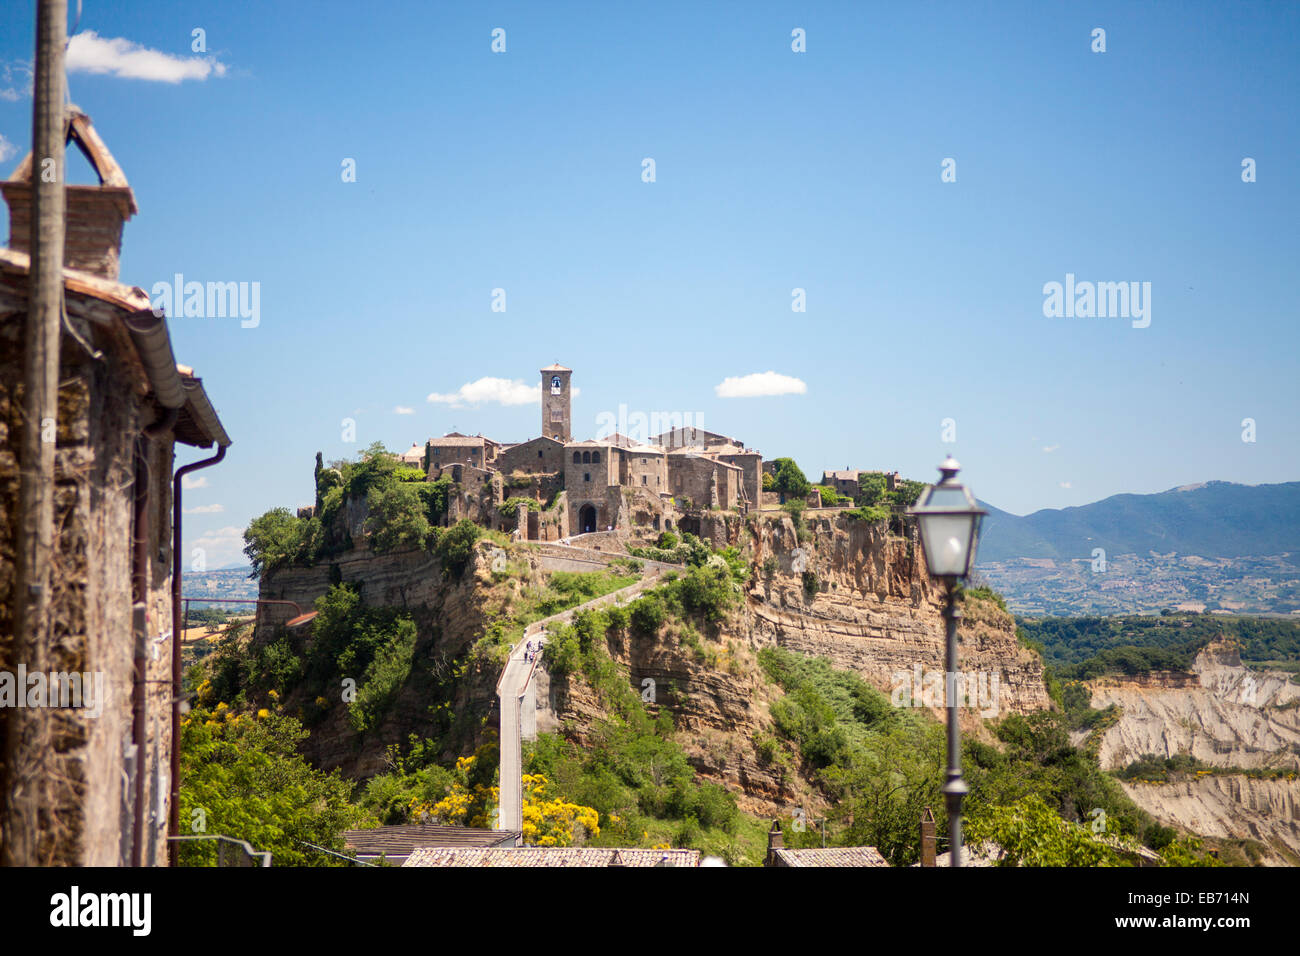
[641,475,647,485]
[582,451,591,464]
[551,408,563,422]
[537,450,543,458]
[551,375,562,394]
[592,451,601,464]
[584,472,590,482]
[573,452,581,464]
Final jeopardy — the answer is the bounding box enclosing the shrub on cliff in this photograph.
[347,617,418,732]
[433,519,481,577]
[673,563,739,624]
[366,482,432,553]
[630,593,667,634]
[845,503,890,524]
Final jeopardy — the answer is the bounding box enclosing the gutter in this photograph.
[168,422,228,866]
[122,311,186,410]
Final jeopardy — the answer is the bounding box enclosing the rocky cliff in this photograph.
[539,512,1051,815]
[252,511,1052,809]
[1086,639,1300,864]
[1089,641,1300,772]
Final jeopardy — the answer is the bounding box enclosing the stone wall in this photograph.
[668,453,732,509]
[0,307,174,866]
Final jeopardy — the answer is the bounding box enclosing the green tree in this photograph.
[434,519,482,577]
[965,794,1123,866]
[771,458,810,497]
[367,482,432,553]
[179,707,367,865]
[856,472,887,507]
[243,508,305,576]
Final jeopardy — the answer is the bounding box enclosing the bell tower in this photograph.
[541,363,572,442]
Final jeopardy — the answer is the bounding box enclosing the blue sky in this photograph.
[2,1,1296,568]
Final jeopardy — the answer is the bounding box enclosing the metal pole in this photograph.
[4,0,67,868]
[942,579,968,867]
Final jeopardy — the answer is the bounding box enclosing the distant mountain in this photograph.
[977,480,1300,563]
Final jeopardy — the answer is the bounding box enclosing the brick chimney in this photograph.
[2,107,137,280]
[764,819,784,866]
[919,806,936,867]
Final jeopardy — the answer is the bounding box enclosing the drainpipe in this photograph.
[130,406,178,867]
[168,441,226,866]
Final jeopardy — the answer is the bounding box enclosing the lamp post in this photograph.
[909,457,985,867]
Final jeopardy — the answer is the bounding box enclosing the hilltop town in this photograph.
[335,362,909,547]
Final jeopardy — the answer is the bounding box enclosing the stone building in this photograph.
[496,435,565,477]
[0,109,231,866]
[667,451,744,511]
[424,433,499,472]
[823,469,861,499]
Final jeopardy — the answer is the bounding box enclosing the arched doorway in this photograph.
[578,504,597,534]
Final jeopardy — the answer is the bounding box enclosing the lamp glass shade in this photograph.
[917,511,979,577]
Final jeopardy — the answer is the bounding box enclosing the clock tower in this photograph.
[541,363,572,442]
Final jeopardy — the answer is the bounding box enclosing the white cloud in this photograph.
[181,474,209,490]
[394,406,415,415]
[0,135,15,163]
[1059,481,1072,489]
[184,503,224,514]
[430,377,537,407]
[0,61,33,101]
[67,31,228,83]
[188,525,245,569]
[1042,444,1060,453]
[714,371,807,399]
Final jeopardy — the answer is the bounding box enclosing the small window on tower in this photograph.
[551,409,563,422]
[551,376,562,394]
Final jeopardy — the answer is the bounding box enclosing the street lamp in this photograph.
[909,457,986,867]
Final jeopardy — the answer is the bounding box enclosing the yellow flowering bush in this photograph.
[408,759,599,846]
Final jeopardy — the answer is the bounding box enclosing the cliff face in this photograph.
[256,544,537,778]
[1089,641,1300,772]
[540,512,1052,815]
[746,513,1051,721]
[253,512,1053,807]
[1087,640,1300,864]
[1120,776,1300,865]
